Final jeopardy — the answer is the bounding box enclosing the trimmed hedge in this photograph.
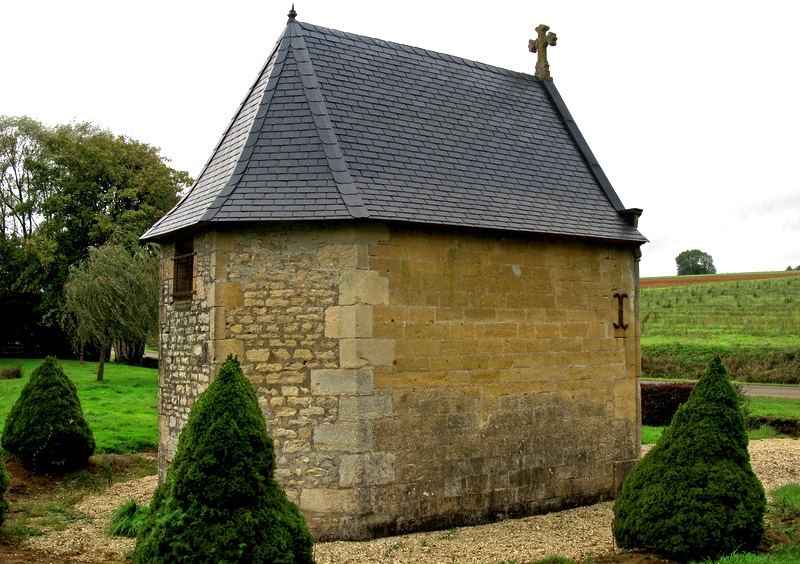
[1,357,95,472]
[746,416,800,436]
[640,381,695,426]
[134,355,314,563]
[614,357,766,561]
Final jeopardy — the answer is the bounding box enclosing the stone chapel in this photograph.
[142,10,647,540]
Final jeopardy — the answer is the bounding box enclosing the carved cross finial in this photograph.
[528,24,558,81]
[288,4,297,23]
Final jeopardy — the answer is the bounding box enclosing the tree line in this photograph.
[0,115,191,374]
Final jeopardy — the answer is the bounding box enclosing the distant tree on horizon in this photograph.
[675,249,716,276]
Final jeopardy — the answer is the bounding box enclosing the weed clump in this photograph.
[613,356,766,561]
[108,499,148,537]
[134,355,313,563]
[1,357,95,472]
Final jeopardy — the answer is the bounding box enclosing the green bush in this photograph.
[134,355,314,563]
[1,357,95,472]
[0,456,9,526]
[613,357,766,562]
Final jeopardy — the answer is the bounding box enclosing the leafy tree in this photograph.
[36,123,189,268]
[63,238,158,378]
[134,356,314,564]
[1,357,95,472]
[0,117,190,358]
[613,357,766,561]
[0,116,51,240]
[0,237,40,354]
[675,249,716,275]
[30,124,189,336]
[0,456,9,526]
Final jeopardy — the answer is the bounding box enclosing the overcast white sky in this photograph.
[3,0,798,277]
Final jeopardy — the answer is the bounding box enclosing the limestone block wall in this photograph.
[157,221,642,540]
[365,227,641,538]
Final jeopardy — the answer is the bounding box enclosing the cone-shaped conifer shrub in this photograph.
[0,457,9,525]
[134,355,314,563]
[613,357,766,562]
[1,357,95,472]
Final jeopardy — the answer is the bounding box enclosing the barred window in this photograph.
[172,239,195,300]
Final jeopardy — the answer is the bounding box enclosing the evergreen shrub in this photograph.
[0,456,9,526]
[1,357,95,472]
[134,355,314,563]
[613,357,766,562]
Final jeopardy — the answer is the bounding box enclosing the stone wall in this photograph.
[157,221,642,540]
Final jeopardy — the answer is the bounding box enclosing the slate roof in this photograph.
[142,16,646,244]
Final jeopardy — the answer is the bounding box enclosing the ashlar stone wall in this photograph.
[157,221,642,540]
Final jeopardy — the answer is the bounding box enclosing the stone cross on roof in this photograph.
[528,24,557,81]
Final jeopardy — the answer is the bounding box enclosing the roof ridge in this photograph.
[298,21,537,83]
[292,23,370,218]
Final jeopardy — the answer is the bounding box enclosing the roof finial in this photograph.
[288,4,297,23]
[528,24,558,81]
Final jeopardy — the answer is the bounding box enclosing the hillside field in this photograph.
[640,271,800,383]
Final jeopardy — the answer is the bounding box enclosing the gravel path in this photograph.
[23,438,800,563]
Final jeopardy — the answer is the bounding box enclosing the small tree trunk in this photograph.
[114,338,146,366]
[79,342,85,365]
[97,345,106,381]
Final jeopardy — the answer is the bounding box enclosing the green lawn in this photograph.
[0,358,158,454]
[748,396,800,420]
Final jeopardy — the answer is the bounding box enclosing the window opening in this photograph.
[172,239,195,300]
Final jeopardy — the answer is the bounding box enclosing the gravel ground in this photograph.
[22,438,800,563]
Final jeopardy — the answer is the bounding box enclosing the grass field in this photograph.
[0,358,158,454]
[641,273,800,347]
[640,273,800,383]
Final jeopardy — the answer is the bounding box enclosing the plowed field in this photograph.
[641,271,800,289]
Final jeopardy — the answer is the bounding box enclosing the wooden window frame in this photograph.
[172,239,196,301]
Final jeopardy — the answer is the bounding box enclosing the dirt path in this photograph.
[742,385,800,399]
[641,271,800,288]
